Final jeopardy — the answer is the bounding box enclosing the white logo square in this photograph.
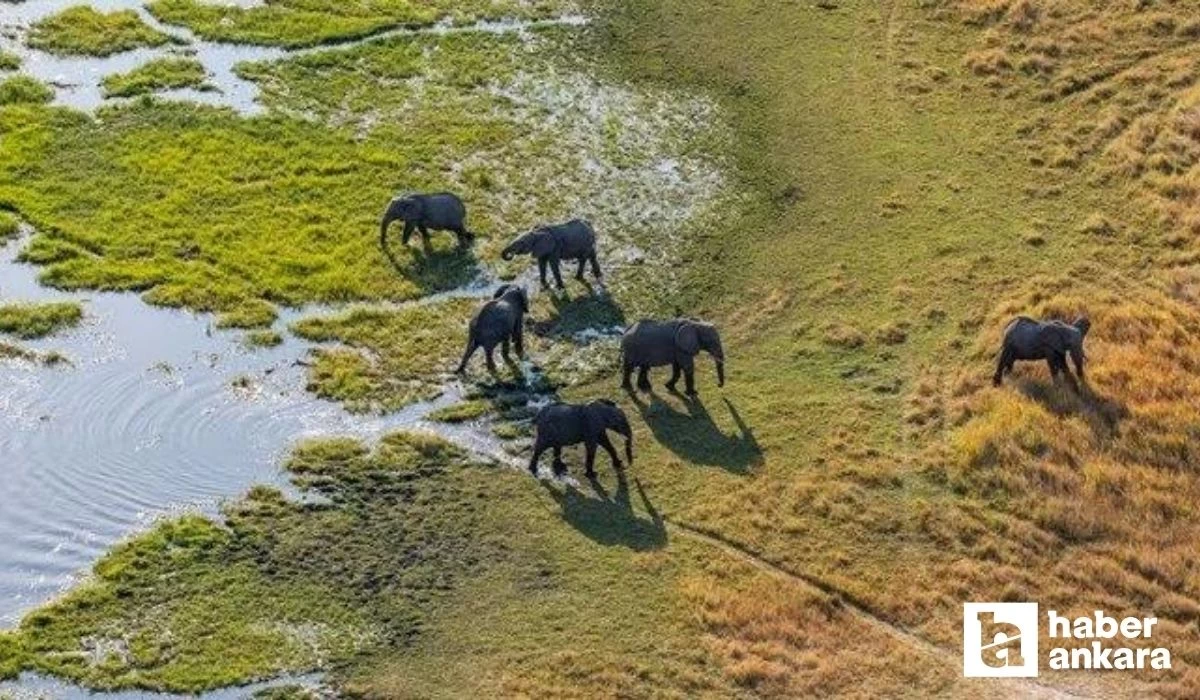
[963,602,1039,677]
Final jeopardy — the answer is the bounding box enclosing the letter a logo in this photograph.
[963,603,1039,678]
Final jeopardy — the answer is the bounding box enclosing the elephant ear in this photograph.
[532,230,557,257]
[674,322,700,355]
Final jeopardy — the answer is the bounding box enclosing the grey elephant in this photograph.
[455,284,529,374]
[621,318,725,396]
[993,316,1090,389]
[501,219,601,289]
[529,399,634,478]
[380,192,474,251]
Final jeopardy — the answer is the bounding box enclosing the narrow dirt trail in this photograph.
[664,517,1089,700]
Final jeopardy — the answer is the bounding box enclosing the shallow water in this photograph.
[0,672,326,699]
[0,231,513,635]
[0,0,587,115]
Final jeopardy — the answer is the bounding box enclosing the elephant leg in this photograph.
[552,447,567,476]
[684,366,697,396]
[622,361,635,391]
[575,257,586,280]
[485,346,498,373]
[455,340,478,374]
[637,366,652,391]
[590,253,602,279]
[501,339,511,362]
[993,346,1013,386]
[514,318,525,357]
[666,362,681,392]
[537,258,550,288]
[1045,355,1059,382]
[550,256,565,289]
[598,433,621,470]
[1057,353,1079,390]
[401,220,416,246]
[453,225,472,247]
[584,441,598,478]
[528,440,546,475]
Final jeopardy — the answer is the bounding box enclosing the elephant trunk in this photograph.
[624,428,634,464]
[715,360,725,388]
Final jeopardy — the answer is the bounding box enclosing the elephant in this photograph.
[455,284,529,374]
[993,316,1091,389]
[621,318,725,396]
[501,219,601,290]
[529,399,634,478]
[380,192,473,251]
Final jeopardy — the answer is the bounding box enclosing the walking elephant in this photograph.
[529,399,634,478]
[993,316,1090,389]
[501,219,601,290]
[380,192,474,251]
[455,284,529,374]
[621,318,725,396]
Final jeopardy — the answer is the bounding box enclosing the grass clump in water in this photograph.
[0,301,82,339]
[0,76,53,105]
[0,51,19,71]
[427,399,490,423]
[102,58,212,98]
[244,329,283,348]
[28,6,177,57]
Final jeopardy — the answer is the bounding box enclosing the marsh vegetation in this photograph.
[2,0,1199,697]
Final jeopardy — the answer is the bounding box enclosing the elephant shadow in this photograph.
[1013,375,1129,442]
[530,287,626,338]
[630,392,762,475]
[540,470,666,551]
[382,238,478,294]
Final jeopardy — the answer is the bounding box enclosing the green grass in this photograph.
[0,76,52,105]
[244,329,283,348]
[0,51,19,71]
[427,399,490,423]
[28,6,177,57]
[0,301,82,339]
[101,58,212,98]
[0,211,18,243]
[146,0,574,48]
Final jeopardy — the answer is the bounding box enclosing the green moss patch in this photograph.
[0,301,82,339]
[0,211,19,244]
[28,6,177,57]
[102,58,212,98]
[426,398,490,423]
[291,299,476,412]
[0,76,53,105]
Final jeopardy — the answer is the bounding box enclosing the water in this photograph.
[0,672,327,699]
[0,0,588,115]
[0,229,513,634]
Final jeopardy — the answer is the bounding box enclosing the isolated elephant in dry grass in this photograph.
[621,318,725,396]
[994,316,1091,389]
[529,399,633,478]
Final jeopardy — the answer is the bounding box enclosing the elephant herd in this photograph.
[380,192,726,479]
[379,192,1095,479]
